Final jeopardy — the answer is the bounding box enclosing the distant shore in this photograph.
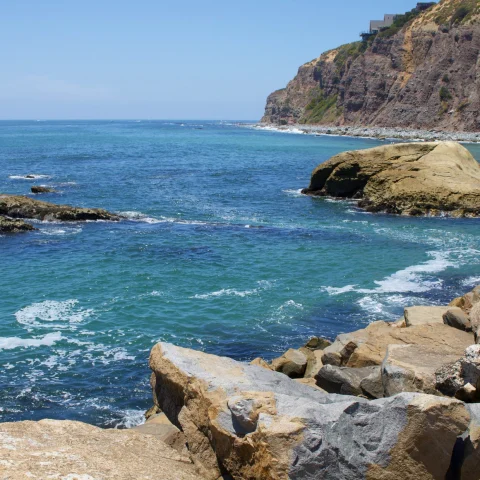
[251,123,480,143]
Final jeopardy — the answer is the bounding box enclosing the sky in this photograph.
[1,0,423,120]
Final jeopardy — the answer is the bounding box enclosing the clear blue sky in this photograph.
[1,0,422,120]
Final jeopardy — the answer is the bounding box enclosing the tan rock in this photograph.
[270,348,307,377]
[250,357,272,370]
[150,342,472,480]
[0,419,197,480]
[404,305,450,327]
[304,349,324,378]
[294,377,327,392]
[471,303,480,343]
[303,142,480,217]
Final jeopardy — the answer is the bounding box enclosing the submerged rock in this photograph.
[150,342,473,480]
[0,419,198,480]
[302,142,480,217]
[0,215,35,233]
[0,194,121,222]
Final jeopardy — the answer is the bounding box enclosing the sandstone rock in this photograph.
[250,357,272,370]
[150,342,472,480]
[404,305,451,326]
[0,194,121,222]
[133,412,187,454]
[303,336,331,350]
[324,321,473,370]
[381,343,469,397]
[294,377,327,392]
[443,307,471,331]
[31,185,56,194]
[471,303,480,343]
[270,348,307,378]
[461,404,480,480]
[302,142,480,217]
[145,404,161,420]
[0,215,36,233]
[0,419,197,480]
[315,364,379,397]
[304,349,324,378]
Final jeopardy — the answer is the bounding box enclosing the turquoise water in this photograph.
[1,120,479,427]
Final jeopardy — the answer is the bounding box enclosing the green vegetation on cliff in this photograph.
[301,90,341,123]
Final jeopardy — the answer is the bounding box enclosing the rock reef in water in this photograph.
[302,141,480,216]
[31,186,56,194]
[0,215,36,233]
[0,194,121,222]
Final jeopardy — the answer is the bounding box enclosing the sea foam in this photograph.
[0,332,62,350]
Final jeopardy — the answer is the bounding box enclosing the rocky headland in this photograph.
[261,0,480,133]
[0,194,121,224]
[301,141,480,217]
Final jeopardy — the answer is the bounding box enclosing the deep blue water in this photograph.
[0,120,479,427]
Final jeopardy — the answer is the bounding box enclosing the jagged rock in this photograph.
[302,142,480,217]
[404,305,450,326]
[0,419,198,480]
[315,365,380,397]
[133,412,187,454]
[323,321,473,369]
[303,336,331,350]
[270,348,307,378]
[294,377,327,392]
[31,186,56,194]
[0,194,121,222]
[150,342,472,480]
[471,303,480,343]
[360,367,385,399]
[304,349,324,378]
[443,307,472,331]
[145,404,161,420]
[250,357,272,370]
[0,215,35,233]
[382,343,469,397]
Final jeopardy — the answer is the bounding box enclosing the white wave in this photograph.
[322,285,357,295]
[282,188,304,197]
[114,409,145,429]
[461,276,480,287]
[192,280,272,299]
[120,210,208,225]
[356,296,385,316]
[40,227,82,236]
[278,300,303,310]
[250,125,306,135]
[8,174,51,180]
[15,300,93,330]
[0,332,62,350]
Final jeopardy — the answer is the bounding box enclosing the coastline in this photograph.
[251,123,480,143]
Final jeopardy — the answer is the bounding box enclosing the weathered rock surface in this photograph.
[261,0,480,132]
[0,194,121,222]
[302,142,480,217]
[315,364,380,397]
[150,342,473,480]
[444,307,472,331]
[0,215,35,233]
[31,185,56,194]
[270,348,308,377]
[404,305,451,326]
[471,302,480,343]
[322,320,473,369]
[0,418,198,480]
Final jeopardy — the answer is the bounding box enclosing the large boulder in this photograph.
[149,342,473,480]
[0,215,35,233]
[322,321,473,369]
[471,303,480,343]
[270,348,308,378]
[0,194,121,222]
[302,142,480,217]
[0,419,198,480]
[404,306,450,327]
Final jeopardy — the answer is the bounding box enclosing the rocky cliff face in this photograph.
[261,0,480,132]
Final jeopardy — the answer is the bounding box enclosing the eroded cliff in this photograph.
[261,0,480,132]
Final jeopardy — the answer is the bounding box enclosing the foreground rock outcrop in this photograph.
[0,419,198,480]
[0,194,121,222]
[0,215,35,233]
[261,0,480,132]
[149,342,476,480]
[301,142,480,216]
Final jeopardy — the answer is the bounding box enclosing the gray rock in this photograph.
[150,342,471,480]
[315,365,379,397]
[360,367,385,399]
[443,307,472,331]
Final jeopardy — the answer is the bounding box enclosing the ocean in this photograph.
[1,120,479,428]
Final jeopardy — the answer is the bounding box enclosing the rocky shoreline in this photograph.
[252,123,480,143]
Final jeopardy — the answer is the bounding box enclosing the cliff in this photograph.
[261,0,480,132]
